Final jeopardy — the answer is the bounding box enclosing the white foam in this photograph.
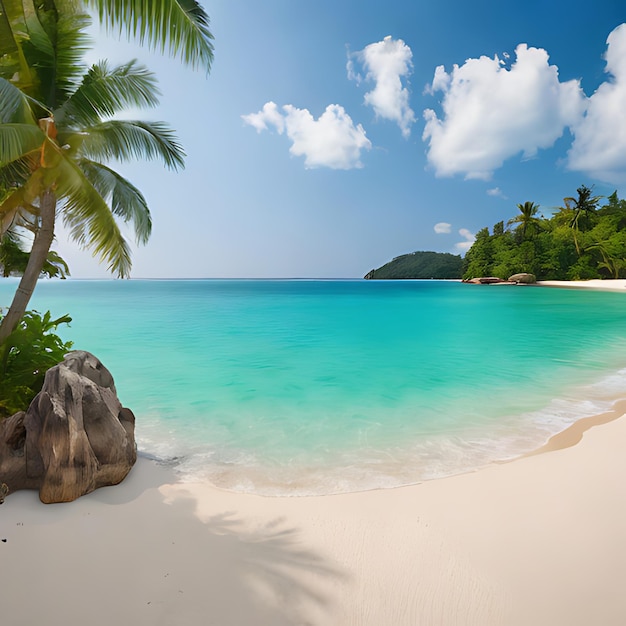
[135,365,626,496]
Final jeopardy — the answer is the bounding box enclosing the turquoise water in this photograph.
[2,279,626,494]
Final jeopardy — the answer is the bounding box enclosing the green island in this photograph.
[364,250,463,279]
[367,187,626,282]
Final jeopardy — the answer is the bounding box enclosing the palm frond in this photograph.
[33,10,92,106]
[0,5,23,82]
[90,0,214,71]
[78,159,152,244]
[57,59,160,126]
[0,0,38,91]
[0,77,38,123]
[78,119,185,170]
[53,157,133,277]
[42,248,71,278]
[0,124,45,164]
[0,153,39,193]
[0,187,29,237]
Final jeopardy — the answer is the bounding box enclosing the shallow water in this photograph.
[2,278,626,494]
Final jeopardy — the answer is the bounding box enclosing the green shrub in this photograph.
[0,310,73,418]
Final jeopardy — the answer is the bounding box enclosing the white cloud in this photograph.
[349,36,416,138]
[455,228,475,252]
[434,222,452,234]
[568,24,626,184]
[243,102,371,169]
[425,65,450,95]
[423,44,586,179]
[486,187,507,198]
[241,101,285,134]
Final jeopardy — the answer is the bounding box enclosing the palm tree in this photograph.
[0,10,184,342]
[507,201,543,240]
[559,185,603,255]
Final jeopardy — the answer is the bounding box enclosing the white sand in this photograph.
[537,278,626,291]
[2,407,626,625]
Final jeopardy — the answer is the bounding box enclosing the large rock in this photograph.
[0,351,136,503]
[508,273,536,284]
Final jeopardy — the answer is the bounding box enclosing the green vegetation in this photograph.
[365,251,463,279]
[463,186,626,281]
[1,1,214,80]
[0,310,73,417]
[1,231,69,278]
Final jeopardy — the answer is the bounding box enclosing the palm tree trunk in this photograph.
[0,190,56,343]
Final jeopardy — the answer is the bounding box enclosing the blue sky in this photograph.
[56,0,626,278]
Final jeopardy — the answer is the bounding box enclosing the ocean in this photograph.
[2,278,626,495]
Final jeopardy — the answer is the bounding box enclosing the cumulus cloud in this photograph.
[434,222,452,234]
[423,44,586,179]
[487,187,507,198]
[242,102,371,169]
[568,24,626,183]
[455,228,475,252]
[348,36,416,137]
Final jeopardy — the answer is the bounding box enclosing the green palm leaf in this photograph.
[0,77,39,124]
[30,9,92,106]
[89,0,214,70]
[2,1,89,101]
[54,156,133,277]
[77,119,185,170]
[0,181,41,237]
[78,159,152,244]
[0,0,38,91]
[57,60,161,126]
[0,153,39,195]
[0,124,44,164]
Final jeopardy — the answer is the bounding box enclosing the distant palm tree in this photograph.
[560,185,602,255]
[507,201,543,240]
[0,10,184,342]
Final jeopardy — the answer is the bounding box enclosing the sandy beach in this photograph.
[2,278,626,625]
[1,403,626,625]
[537,278,626,291]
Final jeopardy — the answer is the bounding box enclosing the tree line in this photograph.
[463,186,626,280]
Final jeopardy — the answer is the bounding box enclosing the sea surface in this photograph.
[2,278,626,495]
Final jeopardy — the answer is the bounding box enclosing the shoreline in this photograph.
[3,404,626,624]
[144,364,626,497]
[529,397,626,454]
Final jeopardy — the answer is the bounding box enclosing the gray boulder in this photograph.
[0,351,136,503]
[508,273,536,284]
